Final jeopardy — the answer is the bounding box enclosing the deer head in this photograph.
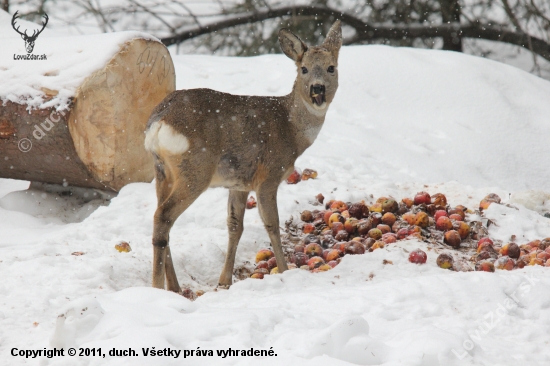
[12,11,49,54]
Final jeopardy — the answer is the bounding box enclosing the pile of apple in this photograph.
[250,191,550,278]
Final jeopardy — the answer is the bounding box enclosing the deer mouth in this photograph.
[310,84,326,106]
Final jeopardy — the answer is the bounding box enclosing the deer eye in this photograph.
[327,66,335,73]
[301,67,308,74]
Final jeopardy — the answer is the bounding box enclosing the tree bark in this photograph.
[0,38,175,191]
[439,0,463,52]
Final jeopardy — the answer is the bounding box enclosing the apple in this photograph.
[475,261,495,272]
[327,260,338,268]
[325,249,341,261]
[344,218,359,234]
[301,210,313,222]
[357,219,372,236]
[256,260,269,270]
[529,258,544,266]
[431,193,447,207]
[368,228,383,240]
[370,203,383,213]
[448,208,466,220]
[341,210,350,219]
[477,237,494,248]
[330,200,349,212]
[370,241,385,251]
[370,212,382,227]
[479,193,501,210]
[115,241,132,253]
[402,197,414,208]
[316,193,325,204]
[382,233,397,244]
[500,243,520,259]
[328,213,346,226]
[307,256,325,270]
[396,228,409,240]
[377,224,391,234]
[345,241,366,255]
[392,220,407,233]
[255,249,274,263]
[453,221,470,240]
[267,257,277,270]
[250,272,264,279]
[332,222,345,236]
[246,196,257,209]
[381,199,398,213]
[381,212,396,226]
[270,267,280,274]
[402,212,416,225]
[409,249,427,264]
[294,244,305,253]
[304,243,323,258]
[415,211,429,228]
[320,235,337,249]
[286,168,302,184]
[335,230,349,241]
[434,210,448,222]
[332,242,348,252]
[363,237,376,249]
[414,192,431,205]
[349,202,368,219]
[318,264,332,271]
[301,168,318,180]
[302,223,315,234]
[294,252,308,266]
[448,214,463,222]
[436,253,454,269]
[436,216,453,231]
[495,256,514,270]
[477,241,495,253]
[444,230,461,248]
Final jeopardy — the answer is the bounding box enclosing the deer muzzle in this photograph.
[310,84,326,106]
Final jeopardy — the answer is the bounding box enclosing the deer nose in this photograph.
[312,84,325,95]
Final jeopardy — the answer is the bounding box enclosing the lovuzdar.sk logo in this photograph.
[12,11,48,60]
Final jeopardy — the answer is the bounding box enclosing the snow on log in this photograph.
[0,16,175,191]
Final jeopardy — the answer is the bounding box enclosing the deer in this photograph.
[144,20,342,292]
[11,11,49,54]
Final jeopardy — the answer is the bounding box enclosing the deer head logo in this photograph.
[11,11,48,54]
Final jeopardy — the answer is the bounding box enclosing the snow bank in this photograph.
[2,43,550,365]
[0,9,158,110]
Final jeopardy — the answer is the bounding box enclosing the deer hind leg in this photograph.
[152,156,213,291]
[218,190,249,287]
[257,183,289,273]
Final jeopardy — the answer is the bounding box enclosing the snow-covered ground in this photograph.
[2,42,550,365]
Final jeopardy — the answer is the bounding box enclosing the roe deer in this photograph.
[145,20,342,291]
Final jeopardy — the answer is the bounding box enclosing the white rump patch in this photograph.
[145,120,190,154]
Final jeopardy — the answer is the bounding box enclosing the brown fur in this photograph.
[146,21,342,290]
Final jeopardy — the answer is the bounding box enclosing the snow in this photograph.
[0,9,158,110]
[2,41,550,365]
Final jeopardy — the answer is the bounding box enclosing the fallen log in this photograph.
[0,31,175,191]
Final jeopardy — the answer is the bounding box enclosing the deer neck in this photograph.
[285,80,328,155]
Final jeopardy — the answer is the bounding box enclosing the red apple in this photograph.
[325,249,341,262]
[256,260,269,270]
[414,191,431,205]
[327,260,338,268]
[431,193,447,207]
[402,212,415,225]
[286,168,302,184]
[302,223,315,234]
[477,237,494,248]
[307,256,325,270]
[330,200,348,212]
[382,233,397,244]
[335,230,349,241]
[449,214,463,222]
[402,197,414,208]
[409,249,427,264]
[436,216,453,231]
[267,257,277,270]
[255,249,274,263]
[294,252,308,266]
[475,261,495,272]
[377,224,391,234]
[246,196,257,209]
[345,241,366,255]
[434,210,448,222]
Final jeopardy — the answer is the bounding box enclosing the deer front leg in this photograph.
[257,184,289,273]
[219,190,249,287]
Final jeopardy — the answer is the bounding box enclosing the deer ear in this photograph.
[278,29,307,62]
[322,20,342,59]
